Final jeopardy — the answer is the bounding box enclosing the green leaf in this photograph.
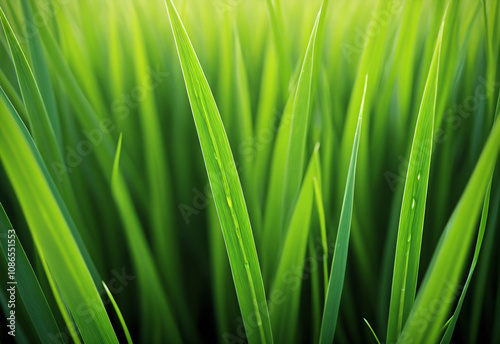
[398,89,500,344]
[0,5,61,179]
[164,1,273,343]
[319,74,368,344]
[439,175,493,344]
[0,203,62,344]
[111,133,182,343]
[102,282,133,344]
[281,7,321,227]
[270,144,321,344]
[0,87,118,343]
[386,7,445,342]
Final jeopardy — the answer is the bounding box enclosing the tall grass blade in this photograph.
[386,7,445,342]
[0,88,118,343]
[439,175,493,344]
[281,8,321,227]
[399,103,500,344]
[0,203,62,343]
[110,133,182,343]
[164,2,273,342]
[319,74,367,344]
[270,144,321,343]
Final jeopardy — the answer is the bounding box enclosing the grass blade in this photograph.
[439,174,493,344]
[319,74,367,344]
[110,134,182,343]
[386,7,445,342]
[281,7,321,226]
[399,99,500,344]
[270,144,321,344]
[102,282,133,344]
[164,2,273,342]
[0,203,62,343]
[0,88,118,343]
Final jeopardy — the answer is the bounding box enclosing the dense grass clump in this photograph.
[0,0,499,343]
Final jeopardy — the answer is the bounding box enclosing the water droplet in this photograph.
[411,198,416,209]
[244,262,250,270]
[417,173,421,180]
[407,235,411,243]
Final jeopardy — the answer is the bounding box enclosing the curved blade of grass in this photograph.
[313,175,328,294]
[102,282,133,344]
[398,102,500,344]
[0,89,118,343]
[439,174,493,344]
[363,318,381,344]
[319,74,367,344]
[448,92,500,344]
[270,144,321,344]
[20,0,61,146]
[261,90,294,285]
[0,68,29,125]
[0,203,62,344]
[110,134,182,343]
[386,8,445,343]
[281,7,321,227]
[0,3,97,272]
[164,2,273,343]
[0,6,61,178]
[260,6,323,283]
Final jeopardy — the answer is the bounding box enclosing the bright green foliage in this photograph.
[0,0,499,343]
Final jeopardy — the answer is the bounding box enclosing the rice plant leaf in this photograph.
[164,1,273,343]
[270,144,321,344]
[20,0,61,146]
[0,5,61,174]
[386,9,445,343]
[318,74,367,344]
[398,100,500,344]
[439,89,500,344]
[261,6,323,284]
[0,203,62,344]
[439,175,493,344]
[102,282,133,344]
[281,7,321,226]
[111,134,182,343]
[0,89,118,343]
